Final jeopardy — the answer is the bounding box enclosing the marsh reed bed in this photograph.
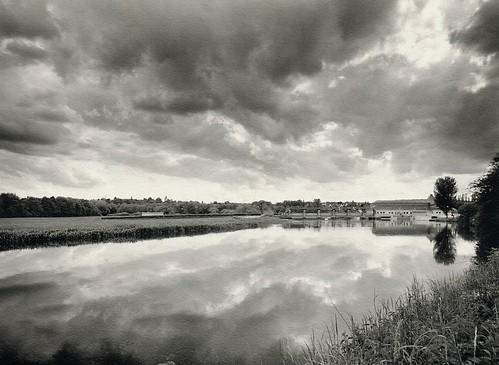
[0,216,278,251]
[301,252,499,365]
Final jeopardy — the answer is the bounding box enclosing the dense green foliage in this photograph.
[302,251,499,365]
[0,194,101,217]
[456,202,478,242]
[472,154,499,262]
[433,176,458,217]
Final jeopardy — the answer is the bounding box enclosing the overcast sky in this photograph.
[0,0,497,202]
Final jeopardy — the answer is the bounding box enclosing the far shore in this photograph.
[0,215,282,252]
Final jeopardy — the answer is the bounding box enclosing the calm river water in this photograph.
[0,220,474,364]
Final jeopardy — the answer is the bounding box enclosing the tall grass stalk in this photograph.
[302,252,499,365]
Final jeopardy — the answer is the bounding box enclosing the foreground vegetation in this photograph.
[0,216,280,251]
[301,251,499,365]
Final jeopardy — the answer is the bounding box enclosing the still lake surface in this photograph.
[0,220,474,364]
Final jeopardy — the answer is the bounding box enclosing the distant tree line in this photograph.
[0,194,268,218]
[275,199,370,214]
[0,194,101,218]
[0,193,370,218]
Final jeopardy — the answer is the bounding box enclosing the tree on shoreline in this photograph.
[434,176,458,218]
[472,154,499,261]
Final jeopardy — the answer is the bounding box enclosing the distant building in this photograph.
[372,195,456,221]
[140,211,164,217]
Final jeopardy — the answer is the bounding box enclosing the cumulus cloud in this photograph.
[42,0,398,141]
[0,0,59,40]
[0,65,74,156]
[450,0,499,55]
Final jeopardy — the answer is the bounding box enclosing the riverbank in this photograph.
[302,251,499,365]
[0,216,281,251]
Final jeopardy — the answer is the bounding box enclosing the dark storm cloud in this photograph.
[442,84,499,160]
[0,281,56,299]
[450,0,499,55]
[134,93,222,115]
[407,0,499,173]
[337,0,397,40]
[168,94,223,115]
[32,108,69,123]
[321,55,427,156]
[5,40,47,60]
[319,52,498,175]
[0,120,60,146]
[0,0,59,39]
[0,85,71,155]
[48,0,398,141]
[60,0,397,78]
[133,98,169,113]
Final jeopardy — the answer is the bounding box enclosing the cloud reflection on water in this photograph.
[0,222,474,364]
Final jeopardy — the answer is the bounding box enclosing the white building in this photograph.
[372,196,457,221]
[140,211,164,217]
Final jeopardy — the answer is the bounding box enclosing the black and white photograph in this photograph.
[0,0,498,364]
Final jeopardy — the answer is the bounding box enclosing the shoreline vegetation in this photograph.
[300,251,499,365]
[0,216,281,251]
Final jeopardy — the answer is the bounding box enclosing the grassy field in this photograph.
[300,252,499,365]
[0,216,281,251]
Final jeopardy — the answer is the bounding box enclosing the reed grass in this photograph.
[302,251,499,365]
[0,216,280,251]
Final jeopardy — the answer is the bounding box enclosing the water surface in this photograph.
[0,220,474,364]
